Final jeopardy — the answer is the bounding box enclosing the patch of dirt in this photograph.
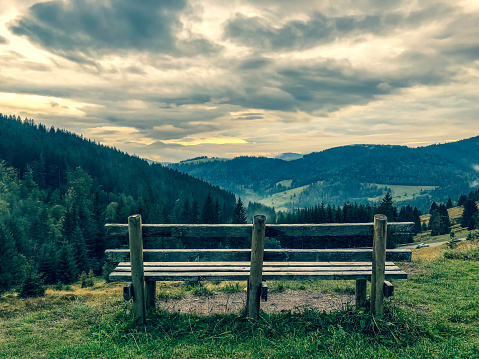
[157,290,354,314]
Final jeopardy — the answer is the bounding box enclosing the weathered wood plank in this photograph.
[105,248,412,263]
[356,279,367,308]
[118,261,399,267]
[248,215,266,319]
[371,214,387,316]
[145,281,156,310]
[129,215,146,324]
[383,280,394,298]
[105,222,415,238]
[115,265,403,272]
[109,270,407,282]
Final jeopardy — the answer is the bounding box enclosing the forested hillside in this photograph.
[170,139,479,210]
[0,114,236,293]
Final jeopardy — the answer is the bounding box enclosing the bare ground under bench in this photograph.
[156,290,354,315]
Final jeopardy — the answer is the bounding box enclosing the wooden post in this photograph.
[356,279,367,308]
[371,214,387,316]
[129,214,146,324]
[145,281,156,310]
[247,215,266,320]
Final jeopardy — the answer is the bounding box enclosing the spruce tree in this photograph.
[201,193,215,224]
[461,199,478,230]
[378,192,396,222]
[429,210,441,236]
[446,198,453,209]
[438,204,451,234]
[190,199,199,224]
[56,241,76,284]
[232,198,247,224]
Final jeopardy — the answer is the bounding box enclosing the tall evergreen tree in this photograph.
[201,193,216,224]
[190,199,200,224]
[378,192,396,222]
[232,198,247,224]
[461,199,478,230]
[446,198,453,209]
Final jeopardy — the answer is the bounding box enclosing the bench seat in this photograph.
[109,261,407,282]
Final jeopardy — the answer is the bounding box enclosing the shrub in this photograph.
[79,270,95,288]
[19,269,46,298]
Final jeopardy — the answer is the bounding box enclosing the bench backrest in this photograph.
[105,222,414,263]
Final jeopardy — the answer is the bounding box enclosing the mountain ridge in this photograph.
[169,136,479,211]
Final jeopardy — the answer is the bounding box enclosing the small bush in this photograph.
[101,261,117,282]
[79,270,95,288]
[19,270,46,298]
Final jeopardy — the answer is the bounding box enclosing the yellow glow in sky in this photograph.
[0,92,92,116]
[164,137,248,146]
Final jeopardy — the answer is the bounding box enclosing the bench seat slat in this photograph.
[114,265,403,273]
[117,261,398,267]
[109,270,407,282]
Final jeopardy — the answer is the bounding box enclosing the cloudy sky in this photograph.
[1,0,478,162]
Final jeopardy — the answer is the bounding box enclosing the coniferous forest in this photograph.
[0,114,236,293]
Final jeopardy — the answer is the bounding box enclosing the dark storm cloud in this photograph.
[0,35,9,44]
[225,4,453,51]
[217,57,397,114]
[8,0,218,64]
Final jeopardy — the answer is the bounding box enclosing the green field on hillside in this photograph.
[367,183,438,203]
[259,182,315,211]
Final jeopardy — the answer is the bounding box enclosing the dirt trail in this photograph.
[157,290,354,314]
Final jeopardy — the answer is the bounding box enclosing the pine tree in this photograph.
[201,193,215,224]
[446,198,453,209]
[232,198,247,224]
[461,199,478,230]
[438,204,451,234]
[429,210,441,236]
[56,241,76,284]
[458,195,468,207]
[412,207,422,233]
[378,192,396,222]
[70,226,90,277]
[180,199,191,223]
[190,199,199,224]
[38,242,58,284]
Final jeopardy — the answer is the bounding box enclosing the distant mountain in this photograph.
[170,137,479,212]
[275,152,303,161]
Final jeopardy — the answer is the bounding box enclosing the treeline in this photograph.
[277,193,422,231]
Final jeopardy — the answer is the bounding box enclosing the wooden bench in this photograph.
[105,214,413,323]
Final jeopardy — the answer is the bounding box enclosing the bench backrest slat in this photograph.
[106,248,411,263]
[105,222,414,239]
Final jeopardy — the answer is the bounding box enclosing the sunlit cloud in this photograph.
[0,92,92,117]
[164,137,248,146]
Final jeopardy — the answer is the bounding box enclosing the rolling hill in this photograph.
[170,137,479,211]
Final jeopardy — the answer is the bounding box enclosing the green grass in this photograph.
[368,183,438,203]
[2,248,479,358]
[259,182,318,211]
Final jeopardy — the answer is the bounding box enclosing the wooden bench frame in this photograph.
[106,214,413,323]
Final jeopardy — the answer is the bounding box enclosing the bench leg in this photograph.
[145,281,156,310]
[356,279,367,308]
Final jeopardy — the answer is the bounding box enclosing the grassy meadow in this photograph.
[2,240,479,358]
